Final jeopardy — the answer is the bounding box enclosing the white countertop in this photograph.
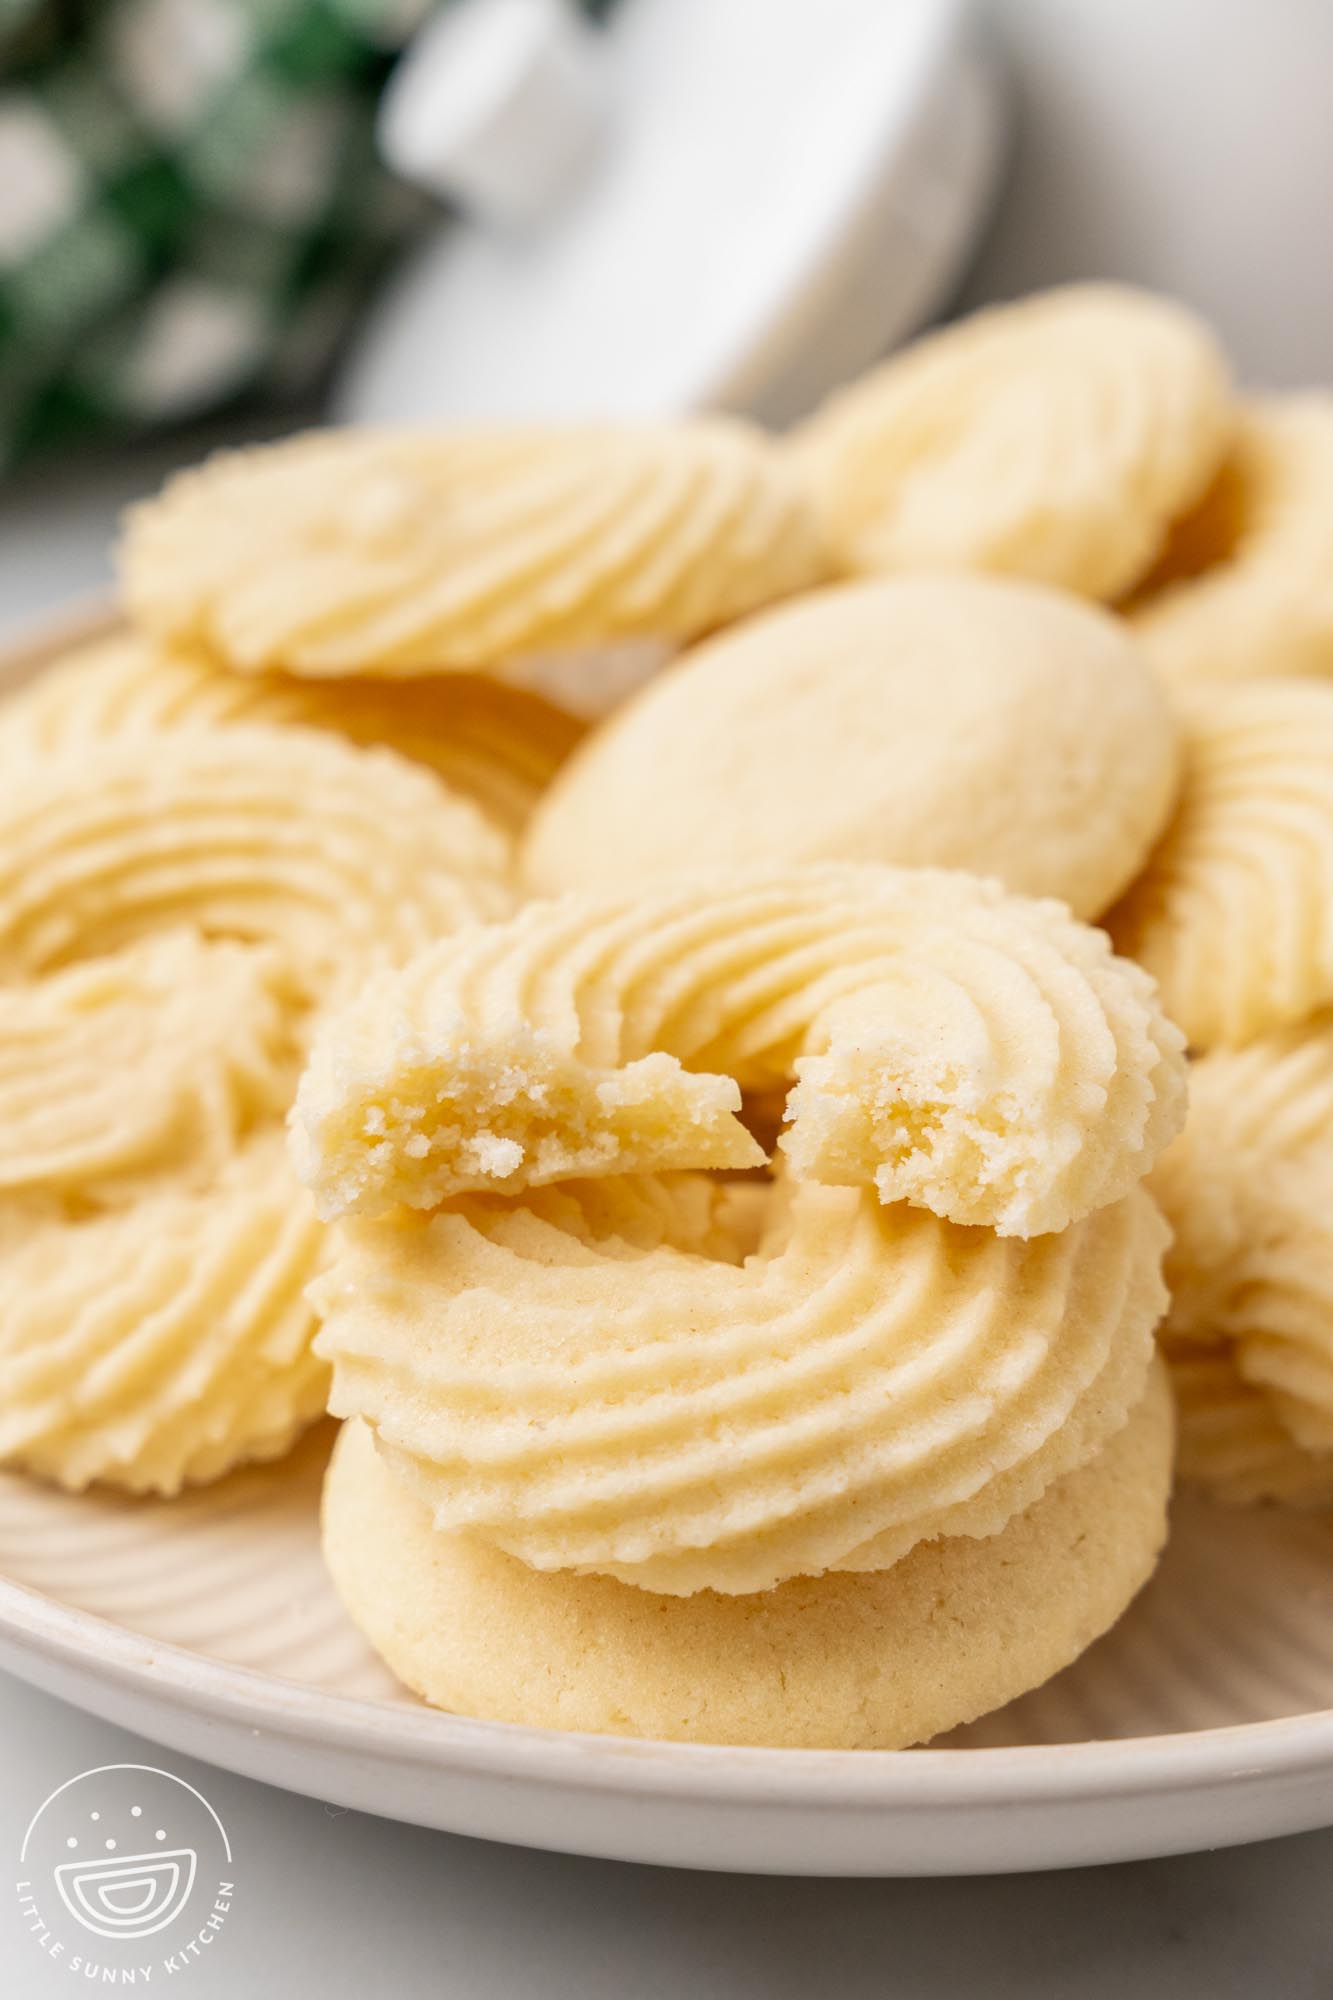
[3,1673,1332,1999]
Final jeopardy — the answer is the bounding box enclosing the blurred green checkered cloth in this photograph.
[0,0,437,468]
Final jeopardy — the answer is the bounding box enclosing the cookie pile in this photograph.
[0,727,511,1491]
[0,421,818,1499]
[3,282,1331,1750]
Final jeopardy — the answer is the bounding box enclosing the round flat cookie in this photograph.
[790,285,1231,599]
[523,575,1181,919]
[321,1361,1173,1750]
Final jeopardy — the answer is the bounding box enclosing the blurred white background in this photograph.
[963,0,1333,383]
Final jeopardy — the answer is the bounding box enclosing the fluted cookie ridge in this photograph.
[118,422,828,681]
[293,865,1186,1238]
[0,631,583,836]
[312,1176,1167,1595]
[790,284,1232,598]
[0,722,513,1002]
[1108,678,1333,1047]
[0,1134,328,1495]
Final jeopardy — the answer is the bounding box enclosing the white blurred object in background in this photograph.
[959,0,1333,386]
[379,0,607,229]
[338,0,1004,425]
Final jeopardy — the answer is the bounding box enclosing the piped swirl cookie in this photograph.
[0,632,583,835]
[523,575,1181,919]
[117,423,827,682]
[1107,678,1333,1047]
[293,866,1186,1239]
[0,726,513,1493]
[789,285,1232,598]
[311,1170,1167,1595]
[1152,1013,1333,1480]
[0,1136,329,1495]
[1129,398,1333,686]
[1167,1343,1333,1510]
[0,931,295,1200]
[0,723,512,1001]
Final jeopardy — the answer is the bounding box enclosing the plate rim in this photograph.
[4,1564,1333,1809]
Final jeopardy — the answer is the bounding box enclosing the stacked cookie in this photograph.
[300,866,1182,1746]
[4,280,1332,1750]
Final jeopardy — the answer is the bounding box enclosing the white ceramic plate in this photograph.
[2,611,1333,1876]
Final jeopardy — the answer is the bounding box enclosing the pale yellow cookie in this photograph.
[1130,398,1333,686]
[1106,679,1333,1046]
[790,285,1231,598]
[321,1359,1172,1748]
[117,423,827,682]
[1176,1167,1333,1458]
[0,1135,328,1495]
[293,866,1186,1239]
[0,632,582,835]
[0,932,296,1200]
[1152,1013,1333,1476]
[0,723,512,1001]
[311,1170,1166,1596]
[0,726,512,1493]
[1166,1342,1333,1509]
[523,575,1180,919]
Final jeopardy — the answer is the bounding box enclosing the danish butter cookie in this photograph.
[790,285,1231,598]
[1130,398,1333,686]
[311,1174,1167,1594]
[523,576,1180,919]
[0,1136,328,1494]
[293,867,1186,1239]
[0,724,512,1002]
[1153,1015,1333,1464]
[321,1360,1173,1748]
[0,726,511,1491]
[1166,1342,1333,1509]
[0,632,582,835]
[0,931,296,1200]
[1107,679,1333,1046]
[118,423,826,682]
